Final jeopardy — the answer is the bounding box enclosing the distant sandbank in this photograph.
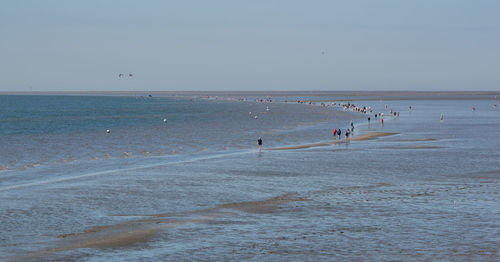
[1,91,499,100]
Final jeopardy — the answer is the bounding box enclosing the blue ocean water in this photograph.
[0,95,354,188]
[0,94,499,261]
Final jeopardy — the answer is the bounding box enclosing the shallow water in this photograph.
[0,95,499,261]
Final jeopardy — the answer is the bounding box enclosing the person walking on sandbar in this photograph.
[258,137,263,152]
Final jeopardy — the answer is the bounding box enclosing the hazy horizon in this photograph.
[1,0,499,92]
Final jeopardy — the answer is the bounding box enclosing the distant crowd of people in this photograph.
[198,95,498,151]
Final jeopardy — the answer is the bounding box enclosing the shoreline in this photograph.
[1,91,499,100]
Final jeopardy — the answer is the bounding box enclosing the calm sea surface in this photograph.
[0,94,499,261]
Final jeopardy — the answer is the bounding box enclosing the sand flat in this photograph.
[268,132,398,150]
[13,193,308,261]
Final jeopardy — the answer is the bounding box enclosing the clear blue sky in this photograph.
[1,0,499,91]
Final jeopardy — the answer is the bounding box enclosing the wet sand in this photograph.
[382,138,437,142]
[13,176,497,261]
[13,193,308,261]
[268,132,398,150]
[380,145,443,150]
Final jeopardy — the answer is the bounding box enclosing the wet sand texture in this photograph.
[12,193,307,261]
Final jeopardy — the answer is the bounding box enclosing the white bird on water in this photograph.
[163,118,168,123]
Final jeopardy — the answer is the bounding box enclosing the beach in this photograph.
[0,92,499,261]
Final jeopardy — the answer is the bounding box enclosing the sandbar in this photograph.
[268,132,398,151]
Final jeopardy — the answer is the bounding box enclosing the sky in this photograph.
[1,0,499,92]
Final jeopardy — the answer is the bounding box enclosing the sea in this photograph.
[0,92,499,261]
